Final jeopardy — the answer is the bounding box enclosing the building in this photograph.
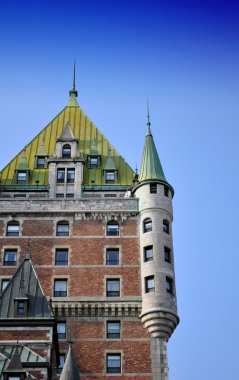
[0,71,179,380]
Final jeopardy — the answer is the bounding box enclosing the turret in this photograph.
[133,110,179,380]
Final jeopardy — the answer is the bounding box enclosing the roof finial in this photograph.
[69,59,78,98]
[146,98,152,135]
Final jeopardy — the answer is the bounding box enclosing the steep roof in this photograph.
[138,121,166,183]
[0,84,134,188]
[59,345,80,380]
[0,257,53,319]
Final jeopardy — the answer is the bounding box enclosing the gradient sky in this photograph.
[1,1,239,379]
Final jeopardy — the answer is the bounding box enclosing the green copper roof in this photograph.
[138,121,166,182]
[16,150,30,170]
[104,149,117,170]
[36,138,47,156]
[90,139,99,156]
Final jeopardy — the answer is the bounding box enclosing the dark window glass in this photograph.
[106,222,119,236]
[163,220,169,234]
[144,246,153,262]
[105,171,116,183]
[164,247,171,263]
[17,171,27,184]
[107,353,121,374]
[106,249,119,265]
[106,279,120,297]
[17,302,25,314]
[107,321,120,339]
[36,157,46,168]
[1,279,10,292]
[150,184,157,193]
[57,221,69,236]
[56,193,64,198]
[166,277,173,294]
[4,250,17,266]
[55,249,68,266]
[62,144,71,158]
[164,186,169,197]
[66,193,74,198]
[57,322,66,339]
[143,218,152,233]
[67,169,75,183]
[145,276,155,293]
[54,280,67,297]
[57,169,65,183]
[7,221,19,236]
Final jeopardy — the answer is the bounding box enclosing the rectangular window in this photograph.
[107,353,121,374]
[55,249,68,266]
[17,301,25,314]
[6,223,19,236]
[8,377,21,380]
[88,156,99,168]
[166,277,173,294]
[66,193,74,198]
[106,249,119,265]
[107,321,120,339]
[1,279,10,292]
[57,354,65,373]
[56,222,69,236]
[164,247,171,263]
[105,171,116,183]
[56,193,64,198]
[17,171,27,184]
[4,249,17,266]
[106,279,120,297]
[57,169,65,183]
[144,246,153,262]
[150,183,157,193]
[67,169,75,183]
[57,322,66,339]
[54,279,67,297]
[143,219,152,233]
[145,276,155,293]
[164,186,169,197]
[36,157,46,168]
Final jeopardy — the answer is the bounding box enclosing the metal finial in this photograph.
[73,59,76,91]
[146,99,152,135]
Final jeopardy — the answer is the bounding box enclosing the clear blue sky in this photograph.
[1,1,239,379]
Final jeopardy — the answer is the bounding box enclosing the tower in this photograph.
[133,109,179,380]
[0,69,179,379]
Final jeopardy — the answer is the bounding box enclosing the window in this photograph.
[1,279,10,292]
[57,354,65,373]
[105,171,116,184]
[107,353,121,374]
[107,321,120,339]
[166,277,173,294]
[55,249,68,266]
[67,169,75,183]
[62,144,71,158]
[144,246,153,262]
[56,193,64,198]
[8,377,21,380]
[150,183,157,194]
[56,221,69,236]
[88,156,100,168]
[106,279,120,297]
[17,301,25,314]
[145,276,155,293]
[57,322,66,339]
[17,171,27,184]
[54,280,67,297]
[36,157,46,168]
[4,249,17,266]
[57,169,65,183]
[66,193,74,198]
[164,247,171,263]
[164,186,169,197]
[6,221,20,236]
[143,218,152,233]
[106,249,119,265]
[163,220,169,234]
[106,221,119,236]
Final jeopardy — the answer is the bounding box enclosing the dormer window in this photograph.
[14,299,28,316]
[16,171,27,184]
[62,144,71,158]
[36,156,46,169]
[88,156,100,168]
[105,171,117,184]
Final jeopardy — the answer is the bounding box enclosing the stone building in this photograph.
[0,73,179,380]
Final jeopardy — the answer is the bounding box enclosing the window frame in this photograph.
[57,321,66,340]
[16,171,27,184]
[67,168,75,183]
[53,279,68,297]
[164,247,171,263]
[143,218,152,233]
[56,221,70,236]
[1,278,10,292]
[36,156,46,169]
[62,144,71,158]
[150,183,157,194]
[6,221,20,236]
[144,245,153,262]
[4,249,17,266]
[106,221,119,236]
[107,321,121,339]
[106,279,120,297]
[105,171,116,184]
[164,186,169,197]
[106,248,119,266]
[166,276,174,294]
[163,219,170,234]
[106,353,121,374]
[57,168,65,183]
[145,276,155,293]
[88,156,100,168]
[55,249,69,266]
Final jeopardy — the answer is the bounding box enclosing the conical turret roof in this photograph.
[59,344,80,380]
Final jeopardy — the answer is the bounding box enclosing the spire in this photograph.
[138,109,166,183]
[59,344,80,380]
[67,60,79,107]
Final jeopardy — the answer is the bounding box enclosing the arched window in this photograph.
[106,221,119,236]
[143,218,152,233]
[163,219,170,234]
[6,221,20,236]
[62,144,71,158]
[56,221,69,236]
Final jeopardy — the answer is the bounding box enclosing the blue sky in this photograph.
[1,1,239,378]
